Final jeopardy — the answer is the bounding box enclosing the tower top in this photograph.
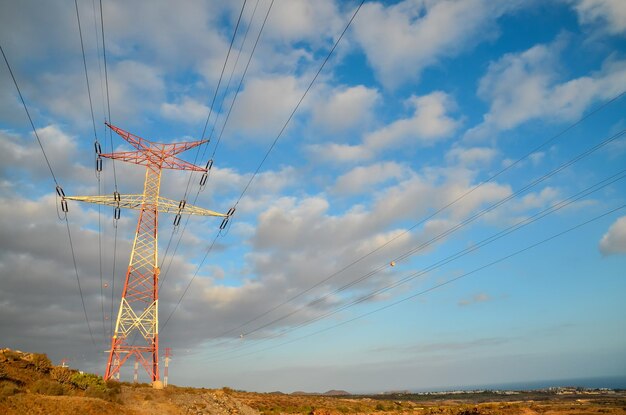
[101,122,208,171]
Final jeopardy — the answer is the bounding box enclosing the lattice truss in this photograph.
[68,123,228,382]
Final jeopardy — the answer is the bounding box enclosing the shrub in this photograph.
[70,372,120,401]
[3,351,22,362]
[50,366,74,384]
[105,379,121,394]
[70,373,104,390]
[31,353,52,373]
[31,379,65,396]
[458,407,481,415]
[85,384,109,400]
[47,382,65,396]
[0,382,20,398]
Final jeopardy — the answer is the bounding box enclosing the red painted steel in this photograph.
[102,124,207,382]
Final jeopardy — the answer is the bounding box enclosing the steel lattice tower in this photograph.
[67,123,227,382]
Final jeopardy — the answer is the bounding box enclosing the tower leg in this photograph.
[104,164,161,382]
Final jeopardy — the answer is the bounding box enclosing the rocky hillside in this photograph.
[2,347,625,415]
[0,348,259,415]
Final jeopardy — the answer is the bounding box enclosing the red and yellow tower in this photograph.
[67,123,227,382]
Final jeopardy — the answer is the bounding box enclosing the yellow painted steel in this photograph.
[117,298,158,339]
[65,194,228,217]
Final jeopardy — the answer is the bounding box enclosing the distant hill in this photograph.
[323,390,351,396]
[291,390,350,396]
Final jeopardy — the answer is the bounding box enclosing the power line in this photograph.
[74,0,99,148]
[99,0,117,191]
[202,165,626,359]
[159,0,270,290]
[161,0,366,332]
[0,44,59,186]
[1,42,98,349]
[205,100,626,342]
[208,203,625,363]
[158,0,258,286]
[74,0,98,149]
[88,0,114,336]
[74,0,107,345]
[233,0,366,207]
[161,235,220,331]
[65,218,98,348]
[97,0,122,337]
[91,0,106,124]
[157,0,250,284]
[205,0,268,162]
[268,168,626,338]
[200,0,248,144]
[180,0,249,203]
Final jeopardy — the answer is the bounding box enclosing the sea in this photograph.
[417,375,626,393]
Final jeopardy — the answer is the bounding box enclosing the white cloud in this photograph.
[161,97,210,124]
[446,146,497,167]
[31,59,166,129]
[103,0,231,73]
[516,187,560,211]
[467,38,626,140]
[264,0,342,46]
[240,166,515,327]
[333,162,408,195]
[247,194,418,307]
[366,92,459,149]
[458,292,492,307]
[108,60,166,120]
[599,215,626,255]
[308,142,373,163]
[529,151,546,165]
[352,0,525,88]
[311,91,460,163]
[373,170,511,222]
[0,126,92,184]
[312,85,380,133]
[572,0,626,35]
[227,75,304,138]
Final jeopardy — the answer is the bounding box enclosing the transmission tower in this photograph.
[67,123,228,382]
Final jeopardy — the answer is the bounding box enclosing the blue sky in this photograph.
[0,0,625,392]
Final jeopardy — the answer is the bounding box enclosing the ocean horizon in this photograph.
[410,375,626,394]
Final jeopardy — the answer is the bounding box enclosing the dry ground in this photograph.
[233,390,626,415]
[1,348,624,415]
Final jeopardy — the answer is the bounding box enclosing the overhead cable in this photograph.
[159,0,256,286]
[161,0,366,332]
[207,203,625,363]
[209,90,626,340]
[74,0,108,344]
[233,0,367,207]
[1,42,98,349]
[203,165,626,359]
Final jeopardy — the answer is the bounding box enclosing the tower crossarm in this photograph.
[65,194,228,217]
[106,122,151,150]
[101,151,208,172]
[155,196,228,217]
[106,122,208,155]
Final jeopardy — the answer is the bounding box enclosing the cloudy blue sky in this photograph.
[1,0,625,392]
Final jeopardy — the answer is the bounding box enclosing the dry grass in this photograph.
[1,348,625,415]
[233,390,626,415]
